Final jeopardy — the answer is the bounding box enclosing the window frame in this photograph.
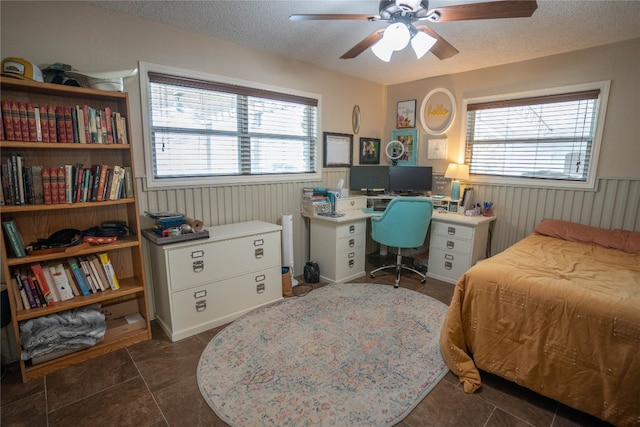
[460,81,610,190]
[139,61,322,188]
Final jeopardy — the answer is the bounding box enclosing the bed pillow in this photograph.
[534,218,640,254]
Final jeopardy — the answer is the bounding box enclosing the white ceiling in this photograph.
[89,0,640,85]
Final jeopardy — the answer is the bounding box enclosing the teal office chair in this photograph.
[369,197,433,288]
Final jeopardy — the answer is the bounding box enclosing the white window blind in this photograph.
[465,89,601,182]
[147,72,318,180]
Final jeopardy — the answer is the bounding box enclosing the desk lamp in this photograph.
[444,163,469,201]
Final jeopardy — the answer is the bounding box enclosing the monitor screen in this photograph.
[349,166,389,191]
[388,166,433,194]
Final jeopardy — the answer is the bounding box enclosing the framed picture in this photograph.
[390,129,418,166]
[359,137,381,164]
[323,132,353,167]
[420,88,456,135]
[396,99,416,128]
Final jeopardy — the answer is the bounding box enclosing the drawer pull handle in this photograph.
[349,225,355,234]
[255,274,266,282]
[447,240,455,249]
[254,239,264,247]
[348,251,355,259]
[349,259,354,268]
[445,261,453,270]
[191,250,204,258]
[196,300,207,312]
[445,254,454,260]
[349,238,355,247]
[255,248,264,258]
[447,227,456,235]
[256,283,265,293]
[193,260,204,273]
[194,290,207,299]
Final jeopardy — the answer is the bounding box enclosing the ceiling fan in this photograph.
[290,0,538,62]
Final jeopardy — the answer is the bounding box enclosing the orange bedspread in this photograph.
[440,232,640,426]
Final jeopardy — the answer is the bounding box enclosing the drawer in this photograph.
[431,221,474,241]
[336,196,367,212]
[336,233,365,253]
[167,231,281,291]
[336,221,366,239]
[430,234,473,255]
[428,247,471,282]
[170,266,282,333]
[335,248,365,280]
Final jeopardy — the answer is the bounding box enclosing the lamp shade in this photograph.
[410,31,437,59]
[371,38,394,62]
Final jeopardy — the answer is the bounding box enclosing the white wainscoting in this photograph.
[137,175,640,279]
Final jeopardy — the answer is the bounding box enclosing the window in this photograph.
[140,63,320,187]
[463,81,610,189]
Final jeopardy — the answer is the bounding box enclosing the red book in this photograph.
[104,107,114,144]
[96,164,108,201]
[39,104,50,142]
[47,104,57,142]
[30,263,55,306]
[57,166,66,203]
[1,100,15,141]
[26,103,38,141]
[10,101,22,141]
[42,167,52,205]
[49,167,59,204]
[55,105,66,142]
[64,106,74,143]
[18,102,29,141]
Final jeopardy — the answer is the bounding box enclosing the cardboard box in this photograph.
[101,299,139,321]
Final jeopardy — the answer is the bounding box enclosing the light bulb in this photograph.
[411,30,437,59]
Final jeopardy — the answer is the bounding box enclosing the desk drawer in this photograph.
[167,231,280,291]
[428,247,471,282]
[335,248,365,280]
[170,266,281,332]
[430,234,473,255]
[337,233,365,253]
[431,221,474,241]
[336,221,366,239]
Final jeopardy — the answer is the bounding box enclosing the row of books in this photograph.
[10,254,120,311]
[0,100,128,144]
[1,153,133,206]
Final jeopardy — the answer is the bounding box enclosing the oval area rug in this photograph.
[197,283,449,426]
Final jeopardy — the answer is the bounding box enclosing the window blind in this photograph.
[465,89,600,181]
[147,73,318,179]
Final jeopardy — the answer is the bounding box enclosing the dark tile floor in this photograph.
[1,257,613,427]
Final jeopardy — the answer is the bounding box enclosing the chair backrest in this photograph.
[370,197,433,248]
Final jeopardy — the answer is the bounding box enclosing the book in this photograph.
[76,105,86,143]
[47,104,57,142]
[64,164,74,203]
[61,263,81,297]
[26,103,38,141]
[48,263,76,300]
[109,165,124,200]
[15,269,36,308]
[57,166,66,204]
[1,100,15,141]
[23,166,34,205]
[40,264,60,302]
[11,277,28,310]
[23,269,45,307]
[98,252,120,290]
[79,258,98,292]
[70,106,79,143]
[2,162,13,205]
[66,257,91,296]
[33,105,43,142]
[95,164,108,201]
[88,254,109,292]
[30,263,55,306]
[31,165,44,204]
[82,105,90,143]
[123,166,134,198]
[55,105,66,143]
[14,154,25,205]
[64,106,74,143]
[10,101,22,141]
[104,107,114,144]
[49,167,59,204]
[18,102,29,141]
[2,220,26,257]
[39,104,50,142]
[42,167,52,205]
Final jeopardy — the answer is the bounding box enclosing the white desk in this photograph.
[303,195,495,284]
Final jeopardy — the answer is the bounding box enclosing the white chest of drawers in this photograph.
[147,221,283,341]
[427,213,495,284]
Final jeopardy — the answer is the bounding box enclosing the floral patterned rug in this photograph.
[197,283,449,426]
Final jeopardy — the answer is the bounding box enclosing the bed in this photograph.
[439,219,640,426]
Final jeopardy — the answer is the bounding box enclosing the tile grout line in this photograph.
[125,346,170,426]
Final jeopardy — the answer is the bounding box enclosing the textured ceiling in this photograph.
[89,0,640,85]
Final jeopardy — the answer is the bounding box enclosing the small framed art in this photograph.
[396,99,416,128]
[390,129,418,166]
[323,132,353,167]
[359,137,381,164]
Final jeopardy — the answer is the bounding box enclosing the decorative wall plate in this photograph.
[352,105,361,134]
[420,88,456,135]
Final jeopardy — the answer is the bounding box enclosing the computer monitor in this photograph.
[349,166,389,192]
[388,166,433,195]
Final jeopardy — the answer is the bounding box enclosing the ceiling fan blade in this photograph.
[289,14,381,21]
[340,29,385,59]
[415,26,459,60]
[426,0,537,22]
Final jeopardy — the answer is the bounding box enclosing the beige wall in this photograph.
[0,1,387,175]
[385,38,640,178]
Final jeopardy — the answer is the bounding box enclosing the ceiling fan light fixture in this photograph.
[411,30,437,59]
[384,22,411,51]
[371,38,394,62]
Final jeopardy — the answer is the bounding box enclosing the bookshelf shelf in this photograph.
[0,77,151,382]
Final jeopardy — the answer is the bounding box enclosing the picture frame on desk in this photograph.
[390,129,418,166]
[359,137,380,164]
[323,132,353,168]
